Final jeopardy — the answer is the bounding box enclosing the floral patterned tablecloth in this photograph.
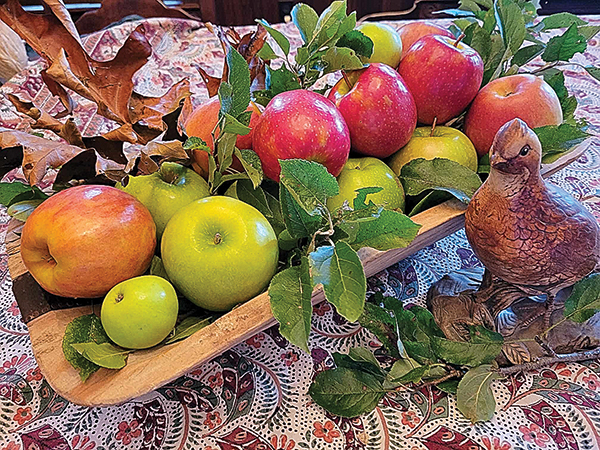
[1,15,600,450]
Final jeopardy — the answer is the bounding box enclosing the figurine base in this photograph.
[426,267,600,366]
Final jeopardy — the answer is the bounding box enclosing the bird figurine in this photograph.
[465,118,600,328]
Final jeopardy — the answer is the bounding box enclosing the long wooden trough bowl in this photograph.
[5,141,589,407]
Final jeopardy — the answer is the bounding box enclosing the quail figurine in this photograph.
[465,118,600,328]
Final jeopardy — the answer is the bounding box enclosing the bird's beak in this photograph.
[490,153,510,172]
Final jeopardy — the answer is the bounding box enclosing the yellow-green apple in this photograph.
[101,275,178,349]
[116,162,210,240]
[161,196,278,311]
[388,126,478,174]
[20,185,156,298]
[398,35,484,125]
[356,22,402,68]
[327,63,417,158]
[327,157,405,212]
[185,96,261,178]
[464,74,563,156]
[252,89,350,181]
[397,22,453,59]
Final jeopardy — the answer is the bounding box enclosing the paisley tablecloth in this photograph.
[1,15,600,450]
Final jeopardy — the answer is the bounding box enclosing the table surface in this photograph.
[1,16,600,450]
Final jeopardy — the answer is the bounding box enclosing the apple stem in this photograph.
[454,33,465,47]
[214,233,222,245]
[430,117,437,137]
[341,71,352,89]
[116,294,124,303]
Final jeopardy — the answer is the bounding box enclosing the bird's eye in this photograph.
[519,145,530,157]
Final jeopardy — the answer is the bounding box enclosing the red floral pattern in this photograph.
[115,420,142,445]
[313,420,341,443]
[519,424,551,447]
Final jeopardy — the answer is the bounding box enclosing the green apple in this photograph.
[357,22,403,68]
[101,275,178,349]
[388,126,478,175]
[117,162,210,239]
[327,157,405,212]
[161,196,279,311]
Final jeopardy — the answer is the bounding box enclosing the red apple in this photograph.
[185,97,261,178]
[328,63,417,158]
[20,185,156,298]
[464,74,563,156]
[398,34,484,125]
[252,89,350,181]
[398,22,453,59]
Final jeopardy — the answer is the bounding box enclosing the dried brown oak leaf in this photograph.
[125,139,191,174]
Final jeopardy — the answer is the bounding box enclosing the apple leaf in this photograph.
[164,316,212,345]
[540,12,587,30]
[228,179,273,219]
[542,23,587,62]
[578,25,600,41]
[309,241,366,323]
[0,182,48,207]
[357,301,402,359]
[254,65,302,107]
[221,113,251,136]
[7,199,44,222]
[256,19,291,55]
[400,158,482,204]
[150,256,170,282]
[512,43,544,65]
[336,30,374,58]
[279,159,339,217]
[268,257,313,352]
[563,273,600,323]
[223,47,252,119]
[70,342,131,370]
[235,148,264,189]
[535,121,590,160]
[279,185,323,239]
[321,47,365,75]
[308,366,386,418]
[494,0,526,54]
[408,191,453,217]
[62,314,110,382]
[386,358,422,384]
[291,3,319,43]
[311,0,348,48]
[257,41,279,60]
[586,66,600,82]
[430,336,503,367]
[456,365,502,423]
[542,70,578,123]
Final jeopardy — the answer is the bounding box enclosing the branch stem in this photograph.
[497,347,600,376]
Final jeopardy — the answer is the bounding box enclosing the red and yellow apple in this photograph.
[388,126,478,174]
[398,34,484,125]
[185,96,261,178]
[328,63,417,158]
[356,22,403,68]
[397,22,453,59]
[252,89,351,181]
[327,157,405,212]
[464,74,563,156]
[20,185,156,298]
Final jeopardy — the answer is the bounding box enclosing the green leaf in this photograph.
[353,186,383,210]
[437,379,460,394]
[333,352,384,381]
[291,3,319,43]
[256,19,291,55]
[265,65,302,97]
[512,43,544,65]
[585,66,600,82]
[149,256,170,281]
[257,41,279,60]
[386,358,422,384]
[439,9,477,18]
[268,257,313,352]
[183,136,211,153]
[308,367,386,417]
[235,148,264,189]
[459,0,482,13]
[542,70,577,123]
[70,342,130,370]
[279,185,323,239]
[535,122,590,158]
[336,30,374,58]
[343,210,421,252]
[470,26,492,61]
[221,113,251,136]
[336,11,357,39]
[494,0,526,54]
[469,325,504,344]
[410,306,445,338]
[218,81,234,117]
[321,47,365,74]
[400,158,482,204]
[540,12,587,30]
[62,314,110,381]
[164,316,212,345]
[311,0,348,48]
[225,47,251,118]
[563,273,600,323]
[578,25,600,41]
[279,159,339,216]
[408,191,452,217]
[265,189,286,236]
[215,133,237,175]
[389,365,429,384]
[310,241,366,323]
[233,179,273,218]
[357,302,401,359]
[542,23,587,62]
[7,199,43,221]
[349,347,381,370]
[431,336,503,366]
[0,182,48,207]
[456,365,502,423]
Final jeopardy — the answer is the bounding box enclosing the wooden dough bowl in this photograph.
[5,142,589,406]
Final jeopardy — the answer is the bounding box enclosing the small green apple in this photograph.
[117,162,210,239]
[388,126,478,175]
[357,22,403,68]
[101,275,178,349]
[327,157,405,212]
[161,196,279,311]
